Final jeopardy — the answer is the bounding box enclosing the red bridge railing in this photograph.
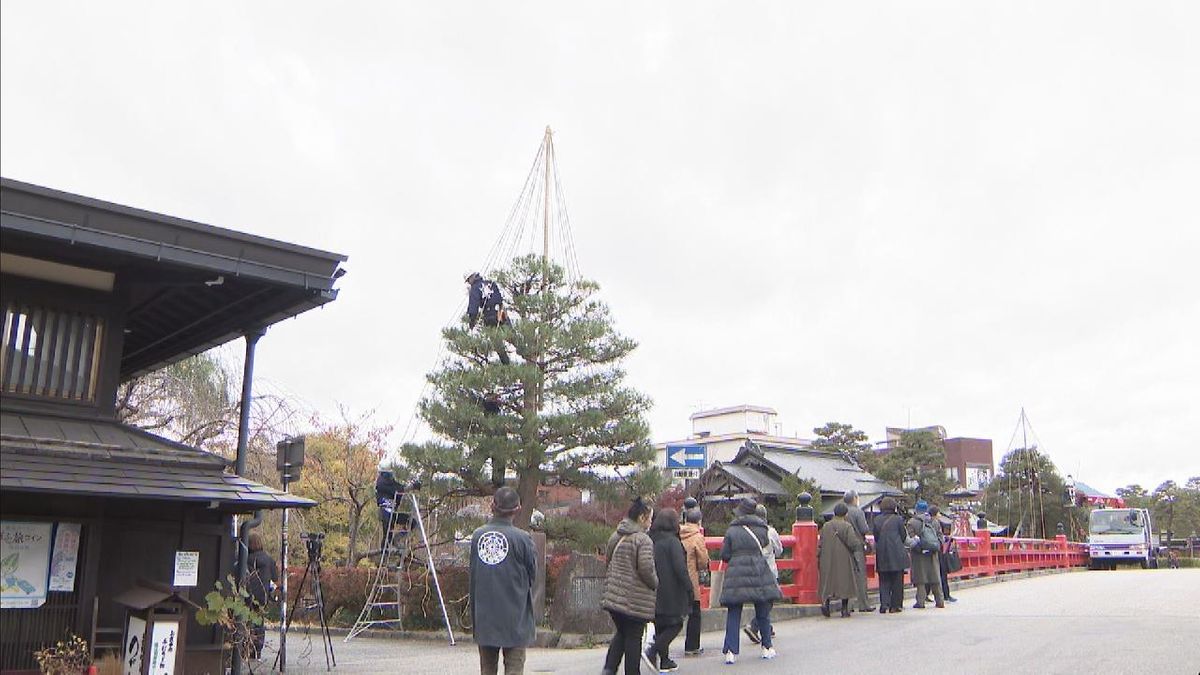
[698,522,1088,607]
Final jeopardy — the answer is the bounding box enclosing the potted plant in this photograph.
[33,632,95,675]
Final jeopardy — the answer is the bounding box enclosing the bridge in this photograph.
[283,567,1199,674]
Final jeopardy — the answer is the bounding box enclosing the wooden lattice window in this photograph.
[1,302,104,402]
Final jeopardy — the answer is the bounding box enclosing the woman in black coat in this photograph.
[647,508,693,672]
[718,499,783,664]
[870,497,909,613]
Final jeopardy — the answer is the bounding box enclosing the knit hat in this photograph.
[736,498,758,516]
[915,499,929,513]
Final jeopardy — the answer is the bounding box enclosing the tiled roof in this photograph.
[0,411,312,510]
[718,463,789,497]
[748,444,903,501]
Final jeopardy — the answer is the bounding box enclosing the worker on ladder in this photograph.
[376,462,419,553]
[465,271,512,365]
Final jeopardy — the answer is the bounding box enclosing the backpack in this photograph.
[915,519,940,554]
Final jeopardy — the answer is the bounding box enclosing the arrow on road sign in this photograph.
[666,444,706,468]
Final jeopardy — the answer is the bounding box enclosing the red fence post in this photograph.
[791,521,820,604]
[979,530,994,576]
[1055,534,1068,569]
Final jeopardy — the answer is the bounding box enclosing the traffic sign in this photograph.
[666,444,706,469]
[672,468,701,480]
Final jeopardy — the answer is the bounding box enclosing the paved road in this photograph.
[267,569,1200,675]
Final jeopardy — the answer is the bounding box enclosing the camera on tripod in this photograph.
[300,532,325,562]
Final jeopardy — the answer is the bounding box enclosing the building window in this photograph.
[1,302,104,402]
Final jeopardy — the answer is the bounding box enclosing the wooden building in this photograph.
[0,178,345,672]
[690,440,904,516]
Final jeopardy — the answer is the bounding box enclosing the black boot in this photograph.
[840,599,851,617]
[821,599,831,618]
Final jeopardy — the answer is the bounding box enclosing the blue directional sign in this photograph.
[666,444,707,469]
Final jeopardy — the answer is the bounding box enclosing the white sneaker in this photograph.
[761,647,777,660]
[724,651,737,665]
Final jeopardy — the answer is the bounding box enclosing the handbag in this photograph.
[708,563,725,609]
[945,544,963,573]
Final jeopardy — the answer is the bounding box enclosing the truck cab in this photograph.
[1087,508,1155,570]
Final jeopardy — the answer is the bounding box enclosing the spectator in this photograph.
[718,498,782,664]
[935,518,958,603]
[245,532,277,661]
[907,500,945,609]
[818,502,861,618]
[645,508,692,673]
[469,487,537,675]
[744,504,783,645]
[870,497,909,614]
[843,491,876,612]
[601,497,657,675]
[679,508,710,656]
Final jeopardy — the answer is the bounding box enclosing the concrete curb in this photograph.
[296,566,1086,649]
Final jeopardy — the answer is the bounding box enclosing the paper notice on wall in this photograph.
[148,619,179,675]
[1,521,53,608]
[49,522,81,592]
[173,551,199,587]
[123,614,146,675]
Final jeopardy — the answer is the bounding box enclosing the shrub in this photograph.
[544,516,614,556]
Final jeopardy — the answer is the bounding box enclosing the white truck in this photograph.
[1087,507,1156,570]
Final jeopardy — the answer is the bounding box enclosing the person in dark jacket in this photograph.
[818,503,861,618]
[465,271,511,365]
[843,491,876,612]
[469,487,537,675]
[375,467,415,553]
[245,533,277,660]
[644,508,692,673]
[601,498,657,675]
[870,497,909,613]
[907,500,945,609]
[718,499,783,664]
[936,518,958,602]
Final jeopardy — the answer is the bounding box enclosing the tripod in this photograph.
[276,533,336,671]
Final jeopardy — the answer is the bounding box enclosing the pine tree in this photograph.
[874,429,956,504]
[811,422,879,473]
[401,255,659,528]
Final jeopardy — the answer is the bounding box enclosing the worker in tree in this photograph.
[479,391,506,487]
[465,271,511,365]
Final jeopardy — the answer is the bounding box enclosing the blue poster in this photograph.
[1,521,53,608]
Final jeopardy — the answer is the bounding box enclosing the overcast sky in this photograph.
[3,2,1197,495]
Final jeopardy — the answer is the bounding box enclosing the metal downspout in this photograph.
[232,329,264,675]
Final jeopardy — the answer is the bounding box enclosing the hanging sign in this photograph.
[1,521,53,608]
[172,551,199,587]
[49,522,81,592]
[147,619,179,675]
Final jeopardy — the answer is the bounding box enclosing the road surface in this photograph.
[266,568,1200,675]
